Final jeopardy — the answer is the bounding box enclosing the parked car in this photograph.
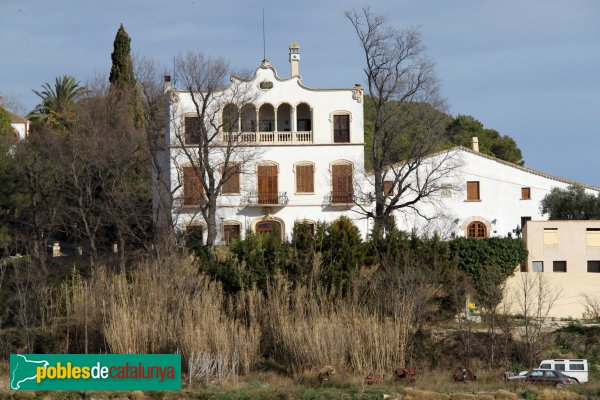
[538,359,588,383]
[518,369,576,389]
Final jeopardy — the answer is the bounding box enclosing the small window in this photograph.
[467,221,487,238]
[466,181,480,201]
[383,180,394,197]
[570,364,585,371]
[588,261,600,273]
[223,223,241,243]
[545,371,558,378]
[441,184,452,198]
[532,261,544,272]
[544,228,558,246]
[185,225,203,242]
[185,116,201,145]
[553,261,567,273]
[295,163,314,193]
[554,364,565,371]
[521,187,531,200]
[586,228,600,247]
[183,166,204,205]
[540,363,551,369]
[333,114,350,143]
[221,164,240,194]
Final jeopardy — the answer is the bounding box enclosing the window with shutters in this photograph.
[333,114,350,143]
[521,187,531,200]
[467,221,487,238]
[383,180,394,197]
[183,166,203,205]
[221,164,240,194]
[223,223,241,243]
[185,116,201,145]
[257,163,278,204]
[544,228,558,246]
[466,181,480,201]
[586,228,600,247]
[295,163,314,193]
[185,225,203,244]
[331,162,353,203]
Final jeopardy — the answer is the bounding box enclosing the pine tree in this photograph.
[109,24,135,90]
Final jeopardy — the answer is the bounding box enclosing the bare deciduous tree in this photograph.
[169,52,259,247]
[346,7,457,236]
[514,273,562,367]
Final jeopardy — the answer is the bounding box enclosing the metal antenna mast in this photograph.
[262,8,266,60]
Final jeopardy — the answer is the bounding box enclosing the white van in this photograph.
[538,359,588,383]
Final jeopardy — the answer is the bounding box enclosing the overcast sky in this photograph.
[1,0,599,185]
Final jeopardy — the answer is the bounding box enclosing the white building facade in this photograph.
[164,44,371,242]
[395,146,600,241]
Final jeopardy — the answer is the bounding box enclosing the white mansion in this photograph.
[161,43,600,246]
[163,44,369,242]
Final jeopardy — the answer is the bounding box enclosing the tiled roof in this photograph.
[383,145,600,192]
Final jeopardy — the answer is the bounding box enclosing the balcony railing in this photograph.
[323,191,355,206]
[221,131,313,145]
[242,191,289,207]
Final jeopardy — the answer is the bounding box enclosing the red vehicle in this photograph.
[521,369,576,389]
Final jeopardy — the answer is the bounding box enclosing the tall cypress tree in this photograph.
[109,24,135,90]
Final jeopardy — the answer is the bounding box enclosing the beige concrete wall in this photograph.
[503,272,600,319]
[524,220,600,273]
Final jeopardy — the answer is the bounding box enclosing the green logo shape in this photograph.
[10,354,181,391]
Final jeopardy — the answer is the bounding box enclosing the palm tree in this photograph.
[29,75,86,132]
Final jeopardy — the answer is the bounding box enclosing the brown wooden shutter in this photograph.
[521,187,531,200]
[332,164,353,203]
[258,164,278,204]
[333,115,350,143]
[185,116,201,144]
[222,164,240,194]
[296,164,314,193]
[183,166,203,205]
[383,180,394,196]
[466,181,480,201]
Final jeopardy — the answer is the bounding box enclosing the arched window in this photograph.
[241,104,256,132]
[296,103,312,131]
[222,103,239,133]
[258,104,275,132]
[277,103,292,132]
[255,220,283,238]
[467,221,487,238]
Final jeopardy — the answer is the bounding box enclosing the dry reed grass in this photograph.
[493,390,517,400]
[66,257,260,385]
[536,389,586,400]
[65,257,414,380]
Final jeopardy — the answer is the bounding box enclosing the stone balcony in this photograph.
[221,131,313,145]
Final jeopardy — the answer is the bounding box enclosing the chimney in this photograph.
[289,42,300,77]
[472,136,479,152]
[163,75,172,92]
